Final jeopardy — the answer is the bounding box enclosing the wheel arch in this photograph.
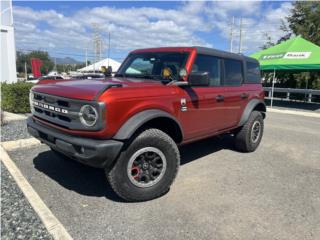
[113,109,184,143]
[238,99,266,127]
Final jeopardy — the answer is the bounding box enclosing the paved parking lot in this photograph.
[6,112,320,240]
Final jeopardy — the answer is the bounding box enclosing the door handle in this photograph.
[216,95,224,102]
[240,93,249,99]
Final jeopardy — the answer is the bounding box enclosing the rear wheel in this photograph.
[107,128,180,202]
[234,111,264,152]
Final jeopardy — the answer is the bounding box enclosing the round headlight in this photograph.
[79,105,98,127]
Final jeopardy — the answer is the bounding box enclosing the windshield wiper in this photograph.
[142,75,162,80]
[127,75,161,80]
[114,73,126,78]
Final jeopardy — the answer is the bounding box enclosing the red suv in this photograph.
[27,47,266,201]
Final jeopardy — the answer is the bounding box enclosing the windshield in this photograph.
[116,52,189,81]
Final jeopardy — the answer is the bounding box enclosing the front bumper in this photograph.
[27,117,123,168]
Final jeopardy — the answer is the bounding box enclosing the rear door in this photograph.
[222,58,247,128]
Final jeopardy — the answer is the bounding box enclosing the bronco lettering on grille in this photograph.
[33,101,69,114]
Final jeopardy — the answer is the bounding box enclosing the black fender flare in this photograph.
[113,109,183,141]
[238,99,266,127]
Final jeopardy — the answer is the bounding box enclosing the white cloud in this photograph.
[13,2,212,61]
[13,1,293,60]
[205,1,293,53]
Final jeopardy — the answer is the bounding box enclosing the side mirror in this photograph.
[188,71,210,86]
[101,66,113,77]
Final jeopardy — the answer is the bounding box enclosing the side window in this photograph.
[224,59,243,86]
[192,54,221,86]
[246,62,261,83]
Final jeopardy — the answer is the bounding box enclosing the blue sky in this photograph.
[12,1,293,63]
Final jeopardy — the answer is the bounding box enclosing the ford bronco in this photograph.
[27,47,266,201]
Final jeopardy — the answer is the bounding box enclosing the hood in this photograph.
[32,77,162,101]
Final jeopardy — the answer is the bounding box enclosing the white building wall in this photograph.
[1,0,17,83]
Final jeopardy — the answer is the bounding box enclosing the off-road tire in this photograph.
[107,128,180,202]
[234,111,264,152]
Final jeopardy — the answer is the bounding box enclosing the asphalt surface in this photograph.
[1,165,53,240]
[6,112,320,240]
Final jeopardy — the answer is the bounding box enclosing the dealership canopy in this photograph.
[250,36,320,71]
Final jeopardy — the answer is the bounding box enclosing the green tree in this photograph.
[287,1,320,46]
[16,51,54,75]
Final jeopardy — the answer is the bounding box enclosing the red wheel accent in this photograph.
[131,167,140,179]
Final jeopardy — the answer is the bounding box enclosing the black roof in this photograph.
[193,46,259,63]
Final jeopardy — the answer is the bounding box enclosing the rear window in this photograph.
[224,59,243,86]
[246,62,261,84]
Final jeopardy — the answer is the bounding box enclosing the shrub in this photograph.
[1,82,34,113]
[0,109,5,126]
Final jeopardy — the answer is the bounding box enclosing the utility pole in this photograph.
[238,17,243,54]
[229,16,235,52]
[91,23,104,72]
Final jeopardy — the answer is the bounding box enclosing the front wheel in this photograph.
[107,128,180,202]
[234,111,264,152]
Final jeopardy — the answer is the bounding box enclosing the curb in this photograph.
[2,138,42,151]
[267,107,320,118]
[0,145,73,240]
[3,111,28,122]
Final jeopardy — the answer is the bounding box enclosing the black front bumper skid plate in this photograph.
[27,117,123,168]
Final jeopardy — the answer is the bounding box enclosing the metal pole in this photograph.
[24,62,27,80]
[238,17,243,54]
[99,40,102,61]
[230,17,234,52]
[305,77,308,101]
[85,47,88,67]
[271,69,276,108]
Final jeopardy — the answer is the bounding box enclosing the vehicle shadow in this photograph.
[33,134,235,202]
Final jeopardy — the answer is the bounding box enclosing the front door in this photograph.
[179,54,226,141]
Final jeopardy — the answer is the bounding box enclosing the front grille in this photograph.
[31,92,105,131]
